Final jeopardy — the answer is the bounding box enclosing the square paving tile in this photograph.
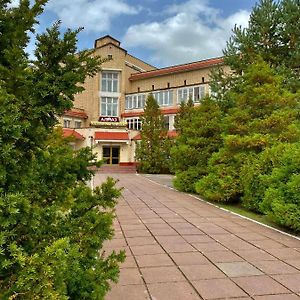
[170,252,210,265]
[235,249,277,262]
[163,242,196,253]
[252,239,286,249]
[216,262,262,277]
[192,278,247,299]
[141,266,186,283]
[148,228,178,236]
[124,230,152,238]
[272,274,300,293]
[120,256,137,268]
[253,260,299,275]
[118,268,143,285]
[135,254,174,268]
[193,242,228,252]
[233,275,289,296]
[126,237,157,246]
[205,250,244,263]
[156,235,186,244]
[183,235,214,243]
[147,282,200,300]
[130,244,165,256]
[106,284,150,300]
[266,248,300,260]
[180,264,226,280]
[254,295,300,300]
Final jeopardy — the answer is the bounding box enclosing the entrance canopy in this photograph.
[94,131,129,143]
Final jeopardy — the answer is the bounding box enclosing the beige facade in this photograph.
[61,35,227,167]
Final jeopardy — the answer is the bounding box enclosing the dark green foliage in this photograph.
[136,94,172,173]
[196,60,299,203]
[0,1,124,298]
[171,98,223,192]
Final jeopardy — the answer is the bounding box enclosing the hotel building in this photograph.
[60,35,227,169]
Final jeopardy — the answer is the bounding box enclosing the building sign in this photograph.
[99,116,119,122]
[90,121,127,128]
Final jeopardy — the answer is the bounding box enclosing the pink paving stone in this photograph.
[216,262,262,277]
[148,228,178,236]
[123,229,152,238]
[253,260,299,275]
[118,268,143,285]
[170,252,210,265]
[254,295,300,300]
[140,266,186,283]
[105,284,150,300]
[204,250,244,263]
[179,264,226,280]
[155,235,187,244]
[135,254,174,268]
[147,282,200,300]
[126,237,157,246]
[192,278,247,299]
[272,274,300,293]
[233,275,289,296]
[162,242,196,253]
[130,244,165,256]
[266,248,300,260]
[193,242,228,252]
[284,259,300,270]
[252,239,287,249]
[235,249,277,262]
[120,256,137,268]
[183,235,214,243]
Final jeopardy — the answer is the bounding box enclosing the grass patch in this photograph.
[206,201,299,237]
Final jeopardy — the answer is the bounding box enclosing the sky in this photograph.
[11,0,258,68]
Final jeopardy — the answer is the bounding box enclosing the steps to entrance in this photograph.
[97,165,137,174]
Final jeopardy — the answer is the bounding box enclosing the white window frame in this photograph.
[63,118,71,128]
[126,117,142,130]
[177,85,206,103]
[100,97,119,117]
[74,119,82,129]
[101,71,119,93]
[125,93,146,110]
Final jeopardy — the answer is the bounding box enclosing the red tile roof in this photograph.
[133,131,178,140]
[129,57,224,80]
[122,107,179,118]
[64,110,88,119]
[94,132,129,140]
[62,128,85,140]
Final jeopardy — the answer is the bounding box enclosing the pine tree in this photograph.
[136,94,170,173]
[0,1,124,298]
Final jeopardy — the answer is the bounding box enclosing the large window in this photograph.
[125,94,146,110]
[177,85,206,103]
[101,72,119,92]
[152,90,173,106]
[101,97,118,116]
[63,118,71,128]
[126,118,142,130]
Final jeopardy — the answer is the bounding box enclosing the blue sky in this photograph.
[12,0,257,67]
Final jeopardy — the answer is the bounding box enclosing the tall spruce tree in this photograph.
[171,98,223,192]
[136,94,170,173]
[0,1,124,299]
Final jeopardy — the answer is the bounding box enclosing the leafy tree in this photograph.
[136,94,171,173]
[0,1,124,299]
[171,98,223,192]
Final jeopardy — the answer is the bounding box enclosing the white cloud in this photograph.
[7,0,19,8]
[46,0,139,32]
[123,0,250,66]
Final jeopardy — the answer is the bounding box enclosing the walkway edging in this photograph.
[139,173,300,241]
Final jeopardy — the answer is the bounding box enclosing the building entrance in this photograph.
[102,146,120,165]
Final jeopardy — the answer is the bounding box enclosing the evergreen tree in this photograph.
[196,60,300,203]
[171,98,223,192]
[136,94,170,173]
[0,1,124,298]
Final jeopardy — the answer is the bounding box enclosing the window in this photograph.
[101,97,118,116]
[126,118,142,130]
[63,119,71,128]
[108,54,113,60]
[74,120,82,128]
[152,90,173,106]
[125,94,146,110]
[101,72,119,92]
[177,85,206,103]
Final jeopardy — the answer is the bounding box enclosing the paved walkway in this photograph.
[95,174,300,300]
